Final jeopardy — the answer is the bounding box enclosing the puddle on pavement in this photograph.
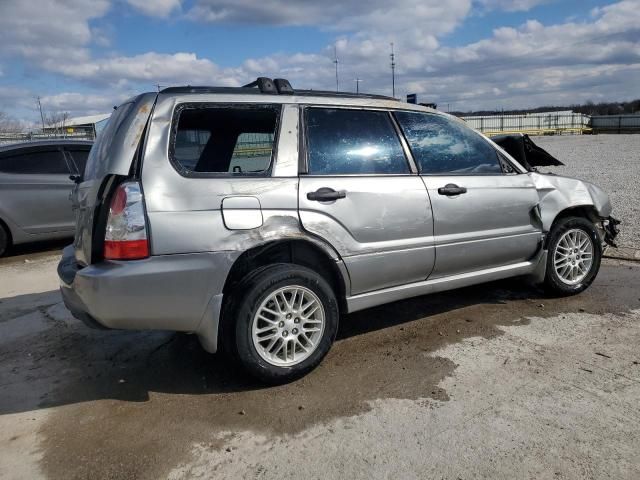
[27,264,640,479]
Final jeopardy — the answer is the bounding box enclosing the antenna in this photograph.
[390,42,396,98]
[333,46,339,92]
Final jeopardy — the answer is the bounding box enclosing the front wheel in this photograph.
[544,216,602,296]
[232,264,339,383]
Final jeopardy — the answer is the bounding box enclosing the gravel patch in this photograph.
[534,134,640,248]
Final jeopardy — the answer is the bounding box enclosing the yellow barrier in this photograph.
[484,127,592,137]
[232,146,272,157]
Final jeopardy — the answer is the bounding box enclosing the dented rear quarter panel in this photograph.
[140,93,340,262]
[74,93,157,265]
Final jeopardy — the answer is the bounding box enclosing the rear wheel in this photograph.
[544,216,602,296]
[231,264,339,383]
[0,223,10,257]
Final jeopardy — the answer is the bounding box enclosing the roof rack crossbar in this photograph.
[242,77,278,94]
[273,78,294,94]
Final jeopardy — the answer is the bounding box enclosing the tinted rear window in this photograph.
[171,105,279,175]
[83,105,124,181]
[0,149,69,174]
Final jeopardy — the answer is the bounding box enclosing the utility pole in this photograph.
[333,46,339,92]
[390,42,396,98]
[36,96,45,132]
[355,78,362,94]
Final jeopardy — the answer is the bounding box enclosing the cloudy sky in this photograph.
[0,0,638,123]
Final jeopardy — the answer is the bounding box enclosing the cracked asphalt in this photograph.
[1,247,639,480]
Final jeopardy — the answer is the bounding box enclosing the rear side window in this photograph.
[305,108,409,175]
[0,149,69,174]
[171,105,280,175]
[394,111,501,174]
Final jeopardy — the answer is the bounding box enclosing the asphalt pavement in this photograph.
[1,249,639,480]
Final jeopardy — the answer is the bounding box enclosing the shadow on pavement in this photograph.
[3,264,639,480]
[0,237,70,262]
[1,276,546,416]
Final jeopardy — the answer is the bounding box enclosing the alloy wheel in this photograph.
[553,228,594,285]
[251,285,325,366]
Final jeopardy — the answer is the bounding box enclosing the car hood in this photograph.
[491,133,563,171]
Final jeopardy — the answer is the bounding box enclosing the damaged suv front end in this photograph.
[492,133,620,248]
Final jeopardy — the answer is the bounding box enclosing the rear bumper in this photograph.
[58,245,237,353]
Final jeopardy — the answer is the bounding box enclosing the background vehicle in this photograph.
[58,78,618,383]
[0,140,92,256]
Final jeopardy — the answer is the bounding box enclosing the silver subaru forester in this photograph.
[58,77,619,382]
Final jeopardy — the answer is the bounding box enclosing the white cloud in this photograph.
[476,0,554,12]
[187,0,472,41]
[126,0,182,17]
[43,52,240,88]
[39,92,128,114]
[1,0,639,121]
[0,0,110,63]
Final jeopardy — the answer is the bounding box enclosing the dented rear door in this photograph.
[298,106,435,295]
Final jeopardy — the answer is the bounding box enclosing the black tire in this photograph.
[229,263,339,384]
[0,223,10,257]
[544,216,602,296]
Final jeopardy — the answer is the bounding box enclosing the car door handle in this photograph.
[306,188,346,202]
[437,184,467,196]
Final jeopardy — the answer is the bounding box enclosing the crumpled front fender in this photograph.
[530,172,613,232]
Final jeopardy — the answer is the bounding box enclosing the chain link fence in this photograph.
[0,131,95,147]
[591,115,640,133]
[461,112,591,136]
[2,114,639,147]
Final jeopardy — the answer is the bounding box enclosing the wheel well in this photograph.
[545,205,600,248]
[222,240,347,310]
[0,217,12,244]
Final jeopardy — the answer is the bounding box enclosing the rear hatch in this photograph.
[73,93,157,266]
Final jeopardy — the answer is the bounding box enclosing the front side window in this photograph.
[0,149,69,174]
[305,108,409,175]
[171,105,279,175]
[394,111,502,175]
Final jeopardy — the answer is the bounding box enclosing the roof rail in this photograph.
[160,77,398,102]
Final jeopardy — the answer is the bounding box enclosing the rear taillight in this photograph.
[104,181,149,260]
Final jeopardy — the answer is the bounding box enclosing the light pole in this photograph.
[333,46,339,92]
[36,96,45,133]
[355,78,362,94]
[390,42,396,98]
